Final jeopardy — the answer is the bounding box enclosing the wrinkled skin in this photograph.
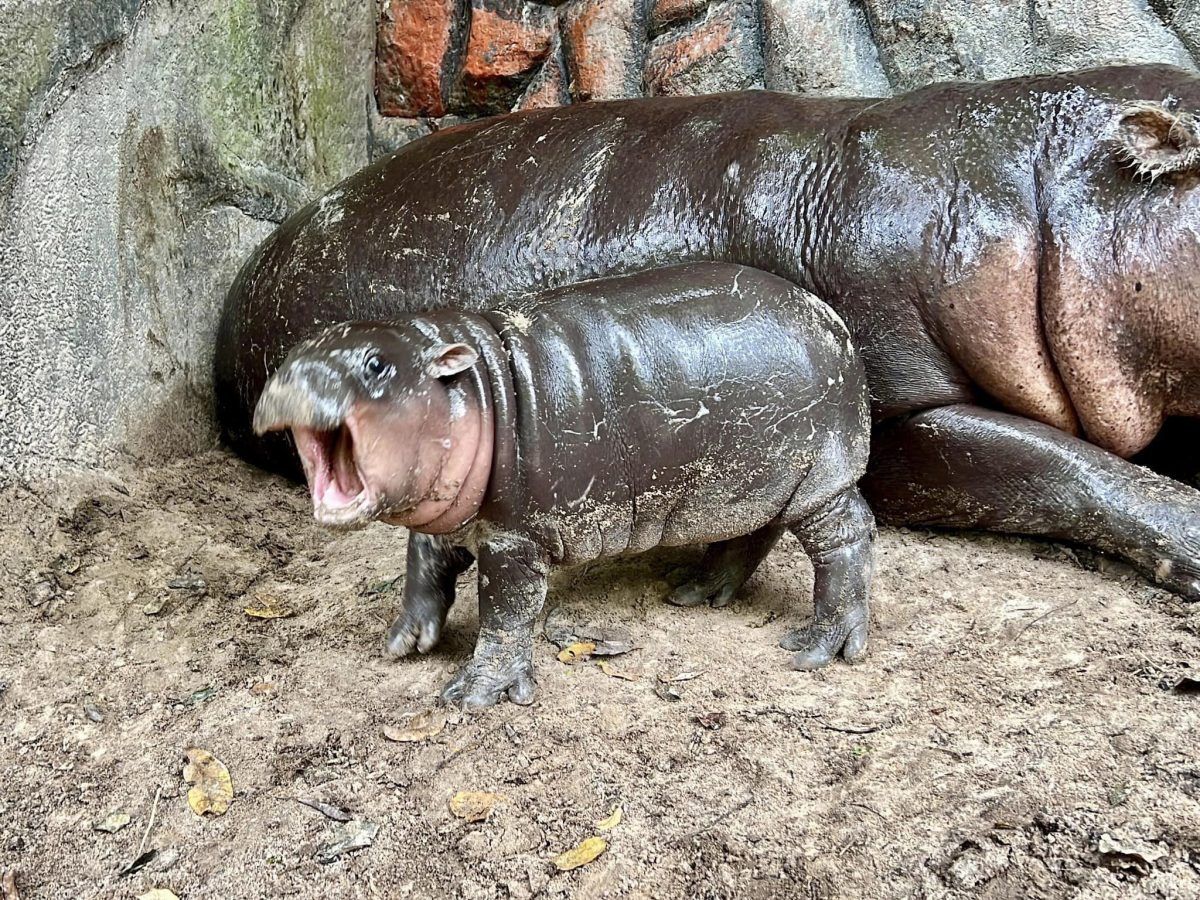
[253,265,874,708]
[217,64,1200,603]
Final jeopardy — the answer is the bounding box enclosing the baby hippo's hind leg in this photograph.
[385,533,474,658]
[782,486,875,670]
[667,525,784,608]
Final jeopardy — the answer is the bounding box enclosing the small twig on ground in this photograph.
[296,797,353,822]
[672,794,754,844]
[817,719,885,735]
[849,802,888,824]
[137,786,162,857]
[1010,596,1083,641]
[434,720,512,773]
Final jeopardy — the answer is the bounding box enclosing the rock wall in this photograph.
[2,0,1198,482]
[373,0,1197,115]
[0,0,388,484]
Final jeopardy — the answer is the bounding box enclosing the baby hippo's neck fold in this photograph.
[387,314,503,535]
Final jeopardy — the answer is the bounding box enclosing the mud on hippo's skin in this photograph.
[254,264,875,707]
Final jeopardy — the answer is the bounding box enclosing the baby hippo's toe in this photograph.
[440,652,537,711]
[781,617,869,670]
[384,604,445,658]
[665,579,737,608]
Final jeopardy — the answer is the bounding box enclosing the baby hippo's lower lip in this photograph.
[292,423,383,528]
[313,490,382,528]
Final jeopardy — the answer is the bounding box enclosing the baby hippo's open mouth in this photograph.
[291,423,381,526]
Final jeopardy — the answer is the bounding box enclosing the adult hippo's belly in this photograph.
[216,64,1200,601]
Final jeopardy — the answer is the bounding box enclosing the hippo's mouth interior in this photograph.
[291,424,372,521]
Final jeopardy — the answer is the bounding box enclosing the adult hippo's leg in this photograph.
[385,534,475,657]
[666,525,785,609]
[782,486,875,670]
[864,405,1200,600]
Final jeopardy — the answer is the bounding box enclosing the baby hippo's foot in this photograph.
[385,534,474,657]
[666,527,782,609]
[784,486,874,671]
[667,570,740,608]
[440,635,537,710]
[780,599,869,670]
[384,597,448,658]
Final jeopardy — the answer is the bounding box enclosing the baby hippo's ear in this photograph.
[1114,101,1200,180]
[427,342,480,378]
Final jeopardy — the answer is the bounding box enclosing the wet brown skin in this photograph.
[253,265,874,708]
[216,64,1200,600]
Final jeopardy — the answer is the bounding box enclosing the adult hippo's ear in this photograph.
[427,343,480,378]
[1114,101,1200,181]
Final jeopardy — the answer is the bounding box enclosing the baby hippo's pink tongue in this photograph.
[326,426,364,507]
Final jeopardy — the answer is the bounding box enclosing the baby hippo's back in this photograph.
[484,263,871,563]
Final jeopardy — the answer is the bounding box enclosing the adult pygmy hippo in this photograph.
[217,64,1200,601]
[252,264,873,708]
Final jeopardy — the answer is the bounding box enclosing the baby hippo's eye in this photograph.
[364,355,389,379]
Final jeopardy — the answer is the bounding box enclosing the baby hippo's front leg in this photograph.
[441,535,549,710]
[385,533,474,657]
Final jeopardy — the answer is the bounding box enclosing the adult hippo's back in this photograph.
[216,64,1200,600]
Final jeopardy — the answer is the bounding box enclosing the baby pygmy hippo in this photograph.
[254,263,875,709]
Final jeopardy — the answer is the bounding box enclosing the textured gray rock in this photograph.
[761,0,891,96]
[6,0,1200,482]
[858,0,1196,91]
[0,0,375,482]
[0,0,143,192]
[645,0,764,96]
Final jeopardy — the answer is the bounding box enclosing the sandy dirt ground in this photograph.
[1,450,1198,899]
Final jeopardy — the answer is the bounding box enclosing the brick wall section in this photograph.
[375,0,1200,125]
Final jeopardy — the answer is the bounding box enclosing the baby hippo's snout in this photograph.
[254,353,377,527]
[253,357,357,436]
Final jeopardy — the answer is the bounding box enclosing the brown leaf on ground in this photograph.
[596,660,637,681]
[557,642,597,664]
[552,835,607,871]
[597,806,622,830]
[183,747,234,816]
[383,710,447,743]
[243,592,293,619]
[449,790,504,823]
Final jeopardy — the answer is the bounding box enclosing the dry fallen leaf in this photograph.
[183,747,234,816]
[142,595,168,616]
[1,869,19,900]
[1097,832,1167,875]
[314,819,379,864]
[137,891,179,900]
[553,836,608,871]
[557,642,597,664]
[544,619,636,656]
[695,711,726,730]
[243,594,293,619]
[449,790,503,823]
[297,797,353,822]
[383,710,447,743]
[654,683,682,702]
[597,806,622,830]
[596,660,637,681]
[93,811,131,833]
